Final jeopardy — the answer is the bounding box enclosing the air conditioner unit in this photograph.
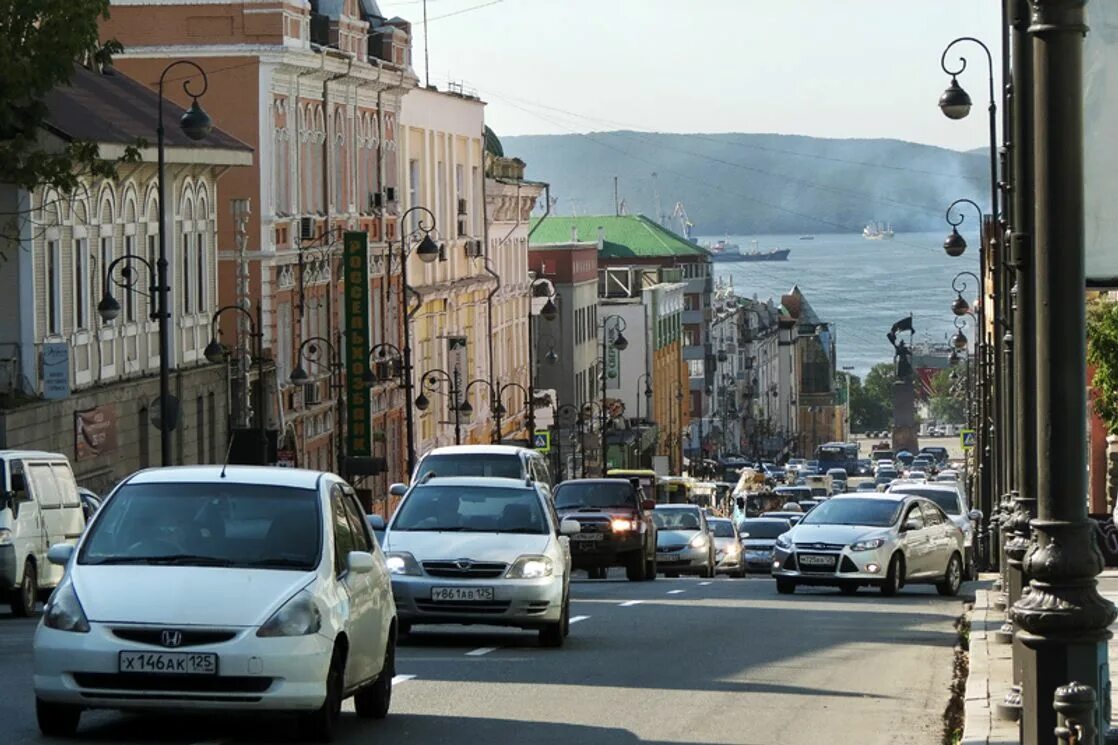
[303,382,321,406]
[457,198,468,216]
[299,217,315,241]
[463,239,483,259]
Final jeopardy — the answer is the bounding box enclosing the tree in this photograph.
[1087,297,1118,434]
[850,362,894,433]
[0,1,130,194]
[926,368,965,424]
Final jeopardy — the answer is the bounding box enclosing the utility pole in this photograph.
[613,176,620,217]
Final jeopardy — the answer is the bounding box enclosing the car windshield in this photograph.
[78,482,322,570]
[738,519,791,538]
[414,453,523,481]
[554,481,636,509]
[708,520,735,537]
[891,488,961,515]
[776,487,812,499]
[800,498,902,527]
[652,508,702,530]
[392,484,547,534]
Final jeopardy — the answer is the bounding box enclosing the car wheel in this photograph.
[839,583,859,595]
[37,697,80,737]
[11,560,37,617]
[626,552,646,582]
[880,554,903,597]
[665,571,679,578]
[540,597,567,648]
[354,631,395,719]
[937,553,963,597]
[776,578,796,594]
[398,620,412,637]
[643,554,657,581]
[301,647,344,742]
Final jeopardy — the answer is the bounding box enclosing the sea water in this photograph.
[703,232,982,378]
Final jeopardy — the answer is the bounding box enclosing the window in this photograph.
[46,239,61,335]
[182,232,192,315]
[904,505,925,530]
[124,235,136,323]
[146,234,157,322]
[408,159,420,231]
[74,238,88,330]
[688,359,705,378]
[684,294,700,311]
[196,230,206,311]
[331,490,357,575]
[920,502,944,526]
[341,492,373,552]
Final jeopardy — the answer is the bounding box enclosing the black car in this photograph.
[737,517,794,573]
[553,479,658,581]
[919,446,950,465]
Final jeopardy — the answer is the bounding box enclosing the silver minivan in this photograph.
[404,445,553,499]
[0,451,86,615]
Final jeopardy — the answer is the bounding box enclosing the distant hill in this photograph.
[503,131,989,235]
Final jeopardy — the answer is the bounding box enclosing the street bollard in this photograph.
[1054,681,1097,745]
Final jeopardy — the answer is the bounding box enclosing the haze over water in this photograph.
[705,232,981,379]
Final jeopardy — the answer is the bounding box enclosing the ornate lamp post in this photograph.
[598,314,629,475]
[414,367,469,446]
[635,373,653,424]
[290,336,344,473]
[97,59,213,466]
[204,304,265,464]
[362,342,411,473]
[489,381,534,444]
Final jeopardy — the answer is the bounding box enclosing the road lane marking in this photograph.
[619,600,643,607]
[699,581,712,586]
[466,647,498,656]
[667,589,685,595]
[570,615,590,624]
[392,674,416,686]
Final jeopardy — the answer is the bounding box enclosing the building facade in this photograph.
[0,63,251,491]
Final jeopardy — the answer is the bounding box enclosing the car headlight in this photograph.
[689,533,710,549]
[775,533,792,550]
[725,542,741,556]
[0,528,10,546]
[43,581,89,633]
[385,551,422,576]
[850,537,886,552]
[506,555,553,579]
[961,524,973,547]
[257,590,322,637]
[611,518,636,532]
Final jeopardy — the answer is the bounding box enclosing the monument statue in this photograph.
[887,314,918,453]
[887,315,915,380]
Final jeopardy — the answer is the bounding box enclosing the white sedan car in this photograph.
[34,466,397,742]
[771,493,965,596]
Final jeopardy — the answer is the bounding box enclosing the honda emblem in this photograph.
[160,629,183,648]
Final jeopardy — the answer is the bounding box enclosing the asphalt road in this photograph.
[2,574,967,745]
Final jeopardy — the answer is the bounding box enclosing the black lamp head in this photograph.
[951,330,968,350]
[939,76,973,120]
[613,331,629,351]
[204,338,225,364]
[415,233,440,263]
[540,297,558,322]
[97,293,122,323]
[180,98,213,141]
[944,227,968,257]
[414,393,430,411]
[952,292,970,316]
[290,364,310,386]
[545,348,559,365]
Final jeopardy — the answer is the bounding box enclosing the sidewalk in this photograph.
[963,570,1118,744]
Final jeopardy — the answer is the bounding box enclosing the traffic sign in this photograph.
[532,430,551,453]
[960,429,976,450]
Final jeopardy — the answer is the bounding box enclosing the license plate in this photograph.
[431,586,494,602]
[798,554,836,567]
[119,651,217,675]
[571,533,604,541]
[656,553,681,562]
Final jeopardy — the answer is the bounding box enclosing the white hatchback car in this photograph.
[33,466,397,742]
[384,477,578,647]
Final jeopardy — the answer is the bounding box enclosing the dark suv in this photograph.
[553,479,658,581]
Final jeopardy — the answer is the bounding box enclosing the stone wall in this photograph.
[0,364,229,495]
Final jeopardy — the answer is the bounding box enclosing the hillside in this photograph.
[503,131,989,235]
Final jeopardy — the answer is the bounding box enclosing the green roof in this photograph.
[528,214,709,259]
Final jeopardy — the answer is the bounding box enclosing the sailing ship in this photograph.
[863,221,895,240]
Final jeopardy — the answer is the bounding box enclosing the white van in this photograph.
[0,451,85,616]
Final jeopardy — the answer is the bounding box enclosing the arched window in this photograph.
[181,191,195,316]
[72,198,90,331]
[196,186,209,312]
[97,191,115,331]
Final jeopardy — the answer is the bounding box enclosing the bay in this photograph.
[703,231,981,378]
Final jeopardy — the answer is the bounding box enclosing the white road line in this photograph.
[699,581,712,586]
[392,674,416,686]
[569,615,590,624]
[465,646,498,656]
[667,589,686,595]
[619,600,644,607]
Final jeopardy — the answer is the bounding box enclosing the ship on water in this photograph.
[863,221,895,240]
[702,239,790,262]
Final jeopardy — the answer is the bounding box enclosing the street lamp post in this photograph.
[364,342,407,472]
[598,314,629,475]
[490,381,534,444]
[204,304,266,465]
[414,367,470,446]
[579,401,604,479]
[387,206,441,474]
[556,403,579,481]
[97,60,213,466]
[1008,3,1117,743]
[290,336,344,474]
[528,275,559,404]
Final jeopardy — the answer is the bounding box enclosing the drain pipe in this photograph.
[481,167,500,392]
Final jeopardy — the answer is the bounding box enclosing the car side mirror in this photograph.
[388,483,408,498]
[641,499,656,511]
[903,519,921,532]
[968,509,983,522]
[559,518,581,535]
[366,514,386,531]
[47,543,75,566]
[346,550,375,575]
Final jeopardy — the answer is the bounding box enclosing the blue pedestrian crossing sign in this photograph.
[960,429,976,450]
[532,430,551,453]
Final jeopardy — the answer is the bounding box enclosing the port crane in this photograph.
[669,201,694,240]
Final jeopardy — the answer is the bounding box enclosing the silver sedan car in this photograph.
[652,504,715,577]
[771,493,965,596]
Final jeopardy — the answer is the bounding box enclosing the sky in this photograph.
[381,0,1003,152]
